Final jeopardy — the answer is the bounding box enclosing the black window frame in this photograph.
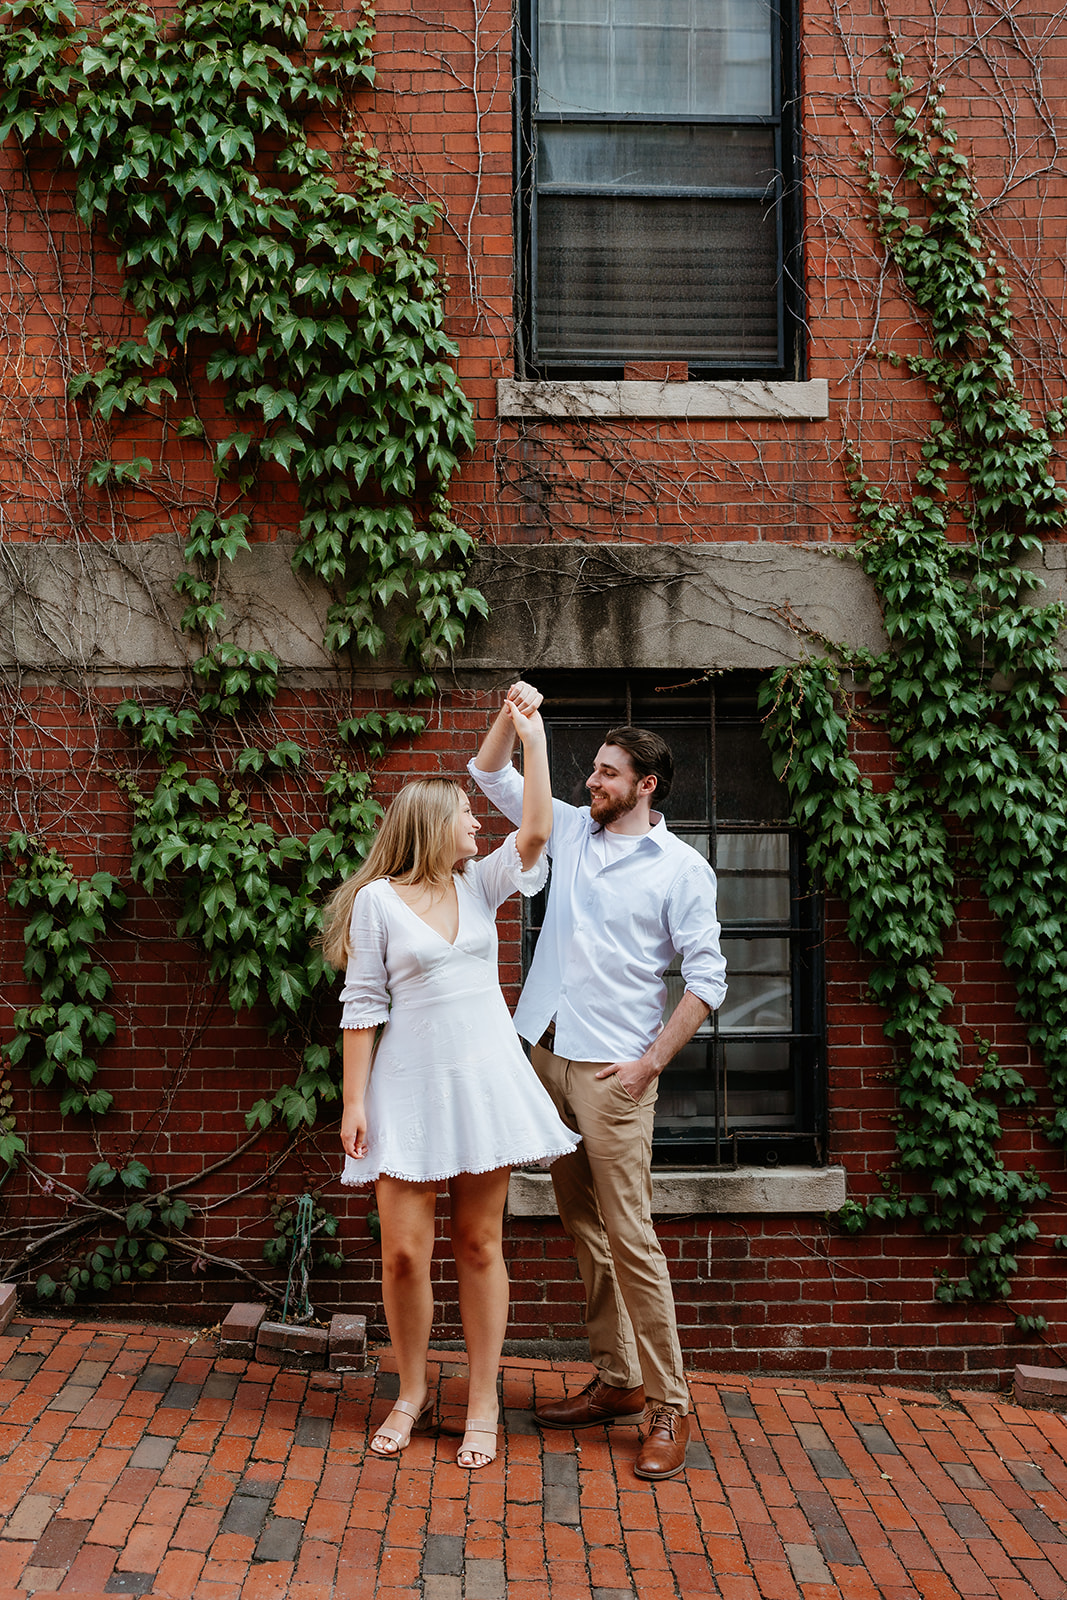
[514,0,804,380]
[523,671,826,1168]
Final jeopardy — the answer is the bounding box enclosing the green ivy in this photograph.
[35,1160,194,1306]
[3,836,126,1126]
[0,0,483,1308]
[762,53,1067,1309]
[0,1068,19,1177]
[115,700,382,1135]
[0,0,484,668]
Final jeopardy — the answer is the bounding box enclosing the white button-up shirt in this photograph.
[468,758,728,1062]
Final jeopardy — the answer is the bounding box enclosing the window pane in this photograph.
[716,723,786,819]
[546,723,599,805]
[535,195,779,363]
[715,832,790,921]
[530,677,823,1163]
[665,936,790,1034]
[717,939,791,1032]
[661,725,710,820]
[547,722,714,819]
[538,124,777,190]
[722,1040,795,1123]
[538,0,774,117]
[655,1041,795,1131]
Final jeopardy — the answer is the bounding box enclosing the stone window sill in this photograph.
[507,1164,847,1218]
[496,378,829,421]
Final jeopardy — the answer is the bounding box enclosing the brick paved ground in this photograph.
[1,1318,1067,1598]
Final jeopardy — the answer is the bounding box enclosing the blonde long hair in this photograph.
[320,778,467,969]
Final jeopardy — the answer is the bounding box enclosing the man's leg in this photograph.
[531,1045,644,1401]
[562,1061,688,1416]
[560,1061,692,1478]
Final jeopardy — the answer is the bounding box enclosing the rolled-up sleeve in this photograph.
[468,758,525,826]
[338,888,392,1030]
[669,864,728,1013]
[468,756,581,861]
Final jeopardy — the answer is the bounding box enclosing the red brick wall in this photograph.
[1,0,1066,1386]
[3,685,1065,1387]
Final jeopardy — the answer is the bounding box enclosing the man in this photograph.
[470,681,727,1481]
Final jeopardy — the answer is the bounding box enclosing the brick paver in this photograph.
[0,1319,1065,1596]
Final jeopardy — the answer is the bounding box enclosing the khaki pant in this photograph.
[531,1044,688,1413]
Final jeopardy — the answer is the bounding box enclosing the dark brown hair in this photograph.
[603,725,674,807]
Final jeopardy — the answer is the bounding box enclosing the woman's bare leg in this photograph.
[373,1175,437,1452]
[448,1166,512,1466]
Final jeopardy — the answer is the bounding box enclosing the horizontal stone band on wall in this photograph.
[496,379,831,420]
[463,541,890,674]
[507,1165,848,1217]
[4,538,1065,679]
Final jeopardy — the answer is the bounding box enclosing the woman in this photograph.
[320,696,577,1470]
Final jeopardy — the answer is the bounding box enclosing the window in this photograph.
[515,0,801,377]
[525,672,825,1165]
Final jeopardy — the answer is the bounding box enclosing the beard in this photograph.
[588,780,641,827]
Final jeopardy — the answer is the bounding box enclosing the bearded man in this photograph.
[470,682,727,1481]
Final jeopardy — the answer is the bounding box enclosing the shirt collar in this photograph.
[646,813,671,850]
[587,809,671,850]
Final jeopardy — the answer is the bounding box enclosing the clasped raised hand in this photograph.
[506,680,543,716]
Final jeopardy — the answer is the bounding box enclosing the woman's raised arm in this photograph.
[509,702,552,870]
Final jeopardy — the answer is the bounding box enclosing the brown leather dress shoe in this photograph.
[633,1406,690,1479]
[535,1377,646,1430]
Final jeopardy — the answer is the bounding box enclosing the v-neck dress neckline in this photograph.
[385,876,462,948]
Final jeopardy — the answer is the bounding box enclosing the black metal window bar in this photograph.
[522,672,826,1167]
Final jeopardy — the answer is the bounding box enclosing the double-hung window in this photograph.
[524,672,826,1166]
[516,0,800,376]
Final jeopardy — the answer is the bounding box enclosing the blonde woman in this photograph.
[321,693,577,1470]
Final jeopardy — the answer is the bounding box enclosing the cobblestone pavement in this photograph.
[1,1317,1067,1598]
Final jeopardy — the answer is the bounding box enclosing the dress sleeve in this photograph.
[338,886,392,1030]
[466,832,549,911]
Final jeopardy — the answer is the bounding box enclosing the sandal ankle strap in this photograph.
[392,1399,425,1419]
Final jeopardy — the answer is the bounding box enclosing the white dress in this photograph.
[339,835,579,1184]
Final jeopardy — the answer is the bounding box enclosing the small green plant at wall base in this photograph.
[761,52,1067,1311]
[34,1162,194,1306]
[265,1193,344,1273]
[0,1067,24,1175]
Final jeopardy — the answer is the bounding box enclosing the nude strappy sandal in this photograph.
[369,1398,434,1458]
[457,1416,499,1469]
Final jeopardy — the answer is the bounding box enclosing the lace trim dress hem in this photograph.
[341,1139,576,1187]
